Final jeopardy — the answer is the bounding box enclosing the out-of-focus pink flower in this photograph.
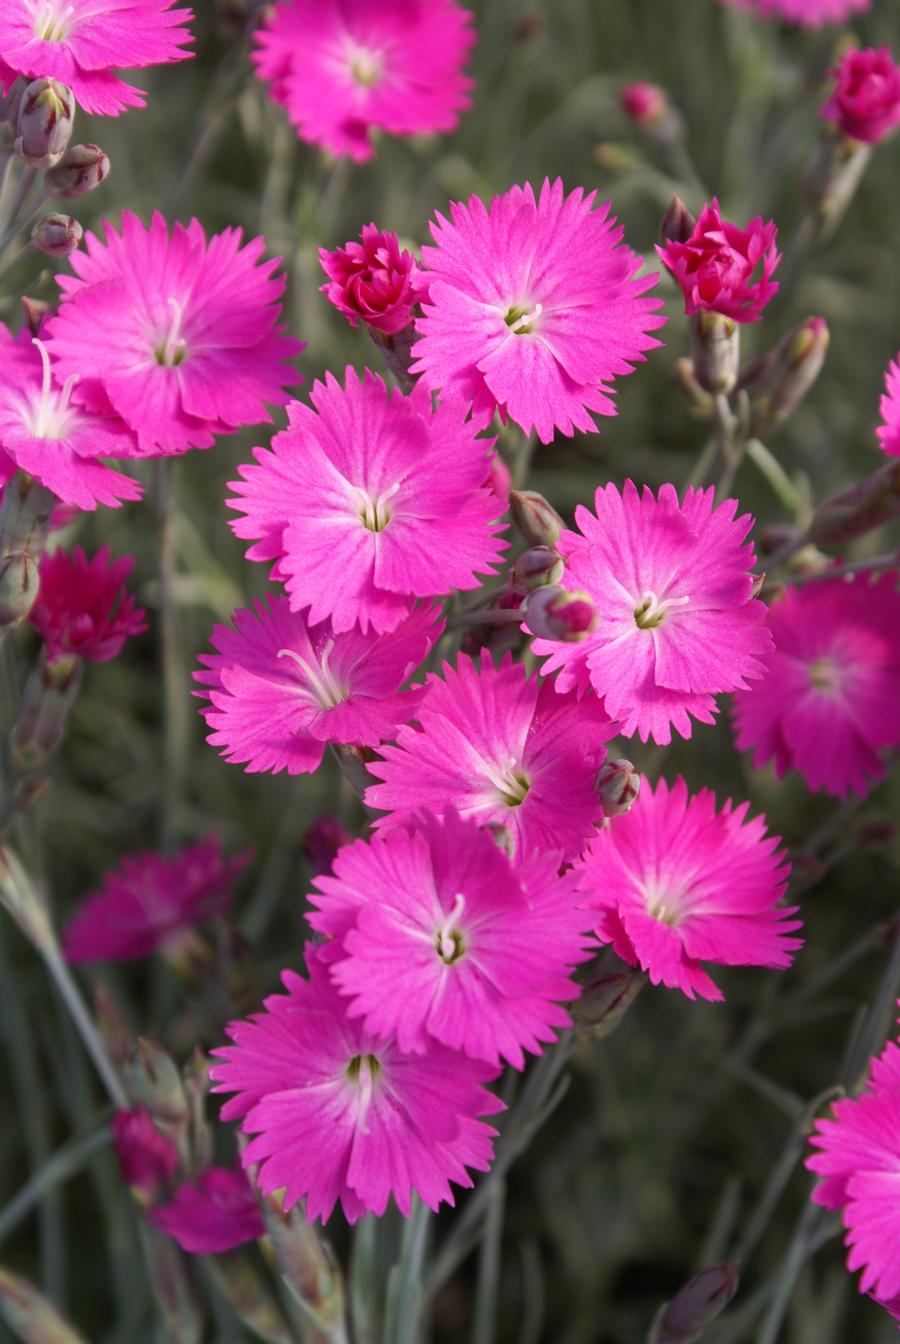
[733,572,900,799]
[46,212,303,456]
[0,327,142,511]
[620,82,667,126]
[719,0,869,27]
[210,954,503,1223]
[309,810,594,1068]
[366,652,616,860]
[228,368,506,635]
[531,481,771,746]
[63,835,251,964]
[252,0,475,162]
[878,356,900,457]
[822,48,900,145]
[319,226,421,336]
[195,596,441,775]
[0,1,194,116]
[30,546,146,664]
[657,198,780,323]
[412,178,664,443]
[150,1167,264,1254]
[808,1038,900,1307]
[575,777,799,1002]
[301,816,351,877]
[112,1107,179,1201]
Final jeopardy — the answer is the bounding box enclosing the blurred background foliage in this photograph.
[3,0,900,1340]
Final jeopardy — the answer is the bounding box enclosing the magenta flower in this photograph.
[309,810,594,1068]
[112,1108,179,1202]
[0,327,141,511]
[0,1,194,116]
[411,179,664,443]
[319,225,421,335]
[195,596,442,776]
[878,356,900,457]
[808,1038,900,1308]
[252,0,474,163]
[150,1168,264,1254]
[228,368,507,635]
[620,82,667,126]
[366,652,616,860]
[46,212,302,456]
[30,547,146,664]
[575,777,800,1002]
[719,0,869,25]
[210,956,503,1223]
[63,835,251,964]
[657,198,780,323]
[733,572,900,799]
[531,481,771,745]
[822,48,900,146]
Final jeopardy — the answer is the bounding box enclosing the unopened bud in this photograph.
[15,78,75,168]
[0,1266,89,1344]
[525,586,598,642]
[511,545,564,594]
[809,461,900,548]
[659,194,697,248]
[573,948,645,1038]
[691,309,739,395]
[21,296,51,336]
[32,212,82,258]
[744,317,830,435]
[123,1038,190,1158]
[0,552,39,628]
[93,983,133,1068]
[804,135,871,226]
[650,1262,740,1343]
[261,1193,346,1338]
[596,759,641,818]
[11,653,81,775]
[44,143,110,198]
[0,77,26,129]
[509,490,564,548]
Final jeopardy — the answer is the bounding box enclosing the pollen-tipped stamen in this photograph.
[435,891,467,964]
[633,590,691,630]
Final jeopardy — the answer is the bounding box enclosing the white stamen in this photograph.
[33,0,76,42]
[277,638,347,709]
[27,338,79,440]
[351,480,401,532]
[507,302,543,335]
[633,589,691,629]
[435,891,467,963]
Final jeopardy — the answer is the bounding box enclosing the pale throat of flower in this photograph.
[26,339,80,441]
[479,754,531,809]
[345,1052,381,1134]
[277,639,348,710]
[504,301,543,336]
[153,297,189,368]
[435,891,468,964]
[351,481,400,533]
[346,44,385,87]
[33,0,76,42]
[808,657,842,694]
[644,882,682,928]
[633,589,690,631]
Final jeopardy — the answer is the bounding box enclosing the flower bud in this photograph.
[509,489,564,548]
[621,82,668,127]
[44,143,110,198]
[691,310,739,395]
[15,78,75,168]
[0,77,26,129]
[650,1262,739,1343]
[808,461,900,548]
[525,586,598,642]
[803,136,871,225]
[261,1193,346,1339]
[123,1037,191,1158]
[743,317,830,436]
[21,296,51,336]
[573,948,645,1039]
[659,194,696,248]
[0,552,39,629]
[511,545,564,594]
[11,653,81,775]
[0,1266,88,1344]
[596,759,641,818]
[32,212,82,258]
[112,1107,179,1206]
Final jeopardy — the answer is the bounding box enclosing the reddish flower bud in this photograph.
[822,47,900,146]
[596,759,641,818]
[657,197,780,324]
[659,195,697,249]
[509,489,564,548]
[44,143,111,198]
[511,545,564,594]
[112,1107,179,1206]
[621,81,668,126]
[742,316,830,435]
[524,586,598,642]
[15,78,75,168]
[0,551,39,629]
[319,224,421,335]
[651,1262,739,1343]
[301,815,350,877]
[32,212,82,258]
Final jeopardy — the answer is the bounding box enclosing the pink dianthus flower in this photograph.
[0,1,194,116]
[150,1167,264,1254]
[878,356,900,457]
[228,368,506,635]
[821,48,900,145]
[309,810,594,1068]
[196,596,442,776]
[733,572,900,799]
[210,955,503,1223]
[112,1108,179,1202]
[46,212,302,456]
[657,197,780,323]
[719,0,869,26]
[808,1038,900,1309]
[411,179,664,443]
[0,327,141,510]
[30,546,146,664]
[530,481,771,745]
[252,0,474,163]
[575,777,799,1002]
[63,835,251,964]
[319,225,422,335]
[366,652,616,860]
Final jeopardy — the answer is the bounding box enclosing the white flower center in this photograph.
[645,883,682,927]
[154,297,189,367]
[347,45,384,87]
[633,589,690,630]
[277,639,348,710]
[25,339,80,441]
[346,1053,381,1134]
[478,754,531,808]
[504,301,543,336]
[32,0,77,41]
[435,892,467,964]
[351,481,400,533]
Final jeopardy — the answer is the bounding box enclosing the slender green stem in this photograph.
[745,439,802,515]
[39,944,128,1109]
[0,1127,110,1244]
[472,1178,506,1344]
[784,551,897,588]
[155,461,187,850]
[0,166,38,254]
[383,1197,430,1344]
